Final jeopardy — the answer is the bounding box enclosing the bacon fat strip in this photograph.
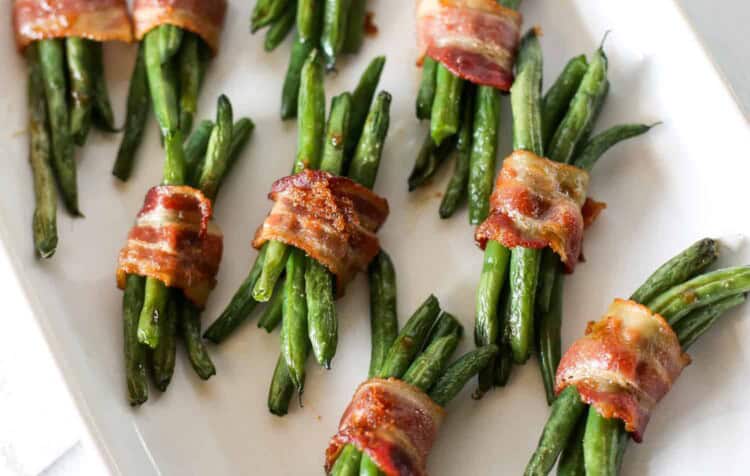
[556,299,691,442]
[133,0,227,54]
[325,378,445,476]
[117,185,223,308]
[253,170,389,296]
[13,0,133,50]
[474,150,604,272]
[416,0,522,91]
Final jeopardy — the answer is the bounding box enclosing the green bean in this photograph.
[204,244,267,342]
[281,34,315,120]
[403,334,461,392]
[343,0,367,53]
[38,39,78,215]
[184,120,215,186]
[674,294,746,350]
[253,241,290,302]
[630,238,719,305]
[181,298,217,379]
[281,248,309,393]
[258,277,285,332]
[416,57,438,120]
[439,87,474,218]
[430,65,463,146]
[536,249,560,315]
[158,24,184,64]
[264,2,296,52]
[547,47,608,164]
[557,418,586,476]
[573,123,656,172]
[151,291,179,391]
[137,277,169,348]
[345,56,386,161]
[113,44,150,181]
[306,259,337,368]
[358,456,382,476]
[122,275,148,406]
[330,443,362,476]
[538,273,563,405]
[511,29,544,155]
[467,85,501,224]
[144,27,181,138]
[582,406,622,476]
[320,93,352,174]
[66,37,95,146]
[426,312,463,344]
[508,248,542,363]
[378,295,441,379]
[321,0,351,69]
[429,344,499,407]
[225,118,256,178]
[295,49,326,171]
[541,55,588,147]
[506,29,544,365]
[408,132,455,191]
[297,0,323,43]
[197,95,233,200]
[90,42,117,132]
[646,266,750,326]
[524,386,587,476]
[252,0,291,32]
[493,291,514,387]
[27,43,58,258]
[268,353,295,416]
[348,91,391,189]
[572,79,609,159]
[368,251,399,377]
[474,240,510,394]
[178,32,208,138]
[500,0,522,8]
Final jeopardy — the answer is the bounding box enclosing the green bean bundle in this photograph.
[121,96,255,405]
[524,238,748,475]
[328,284,498,476]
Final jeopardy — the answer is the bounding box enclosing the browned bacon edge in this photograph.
[116,185,223,308]
[13,0,133,50]
[325,378,445,476]
[133,0,228,54]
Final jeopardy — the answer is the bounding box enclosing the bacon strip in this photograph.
[325,378,445,476]
[475,150,601,272]
[117,185,223,308]
[133,0,227,54]
[253,170,389,295]
[417,0,522,91]
[13,0,133,50]
[556,299,690,442]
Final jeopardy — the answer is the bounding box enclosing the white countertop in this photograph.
[3,2,747,475]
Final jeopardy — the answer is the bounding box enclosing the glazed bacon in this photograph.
[117,185,223,308]
[474,150,601,272]
[12,0,133,50]
[253,170,389,295]
[416,0,522,91]
[556,299,691,442]
[325,378,445,476]
[133,0,227,54]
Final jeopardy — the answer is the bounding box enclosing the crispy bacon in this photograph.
[13,0,133,50]
[133,0,227,54]
[253,170,389,295]
[475,150,599,272]
[117,185,223,308]
[556,299,690,442]
[416,0,522,91]
[325,378,445,476]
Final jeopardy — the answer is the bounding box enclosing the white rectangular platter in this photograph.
[1,0,749,474]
